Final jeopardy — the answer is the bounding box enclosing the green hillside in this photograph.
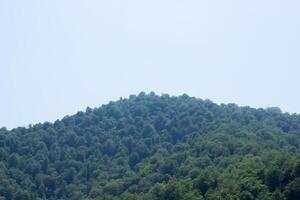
[1,92,300,200]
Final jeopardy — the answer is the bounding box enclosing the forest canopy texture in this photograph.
[1,92,300,200]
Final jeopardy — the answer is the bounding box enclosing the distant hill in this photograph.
[1,92,300,200]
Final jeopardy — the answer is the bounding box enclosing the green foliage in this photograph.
[0,92,300,199]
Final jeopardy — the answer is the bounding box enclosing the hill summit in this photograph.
[1,92,300,200]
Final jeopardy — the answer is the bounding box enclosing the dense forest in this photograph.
[1,92,300,200]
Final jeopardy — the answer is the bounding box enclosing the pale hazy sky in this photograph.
[1,0,300,129]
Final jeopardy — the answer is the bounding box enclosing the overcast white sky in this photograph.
[1,0,300,129]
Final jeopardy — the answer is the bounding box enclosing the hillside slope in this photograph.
[1,92,300,200]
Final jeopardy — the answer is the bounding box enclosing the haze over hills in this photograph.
[1,92,300,200]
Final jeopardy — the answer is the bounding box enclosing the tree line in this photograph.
[0,92,300,199]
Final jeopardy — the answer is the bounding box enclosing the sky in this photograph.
[0,0,300,129]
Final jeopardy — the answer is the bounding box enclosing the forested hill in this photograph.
[1,92,300,200]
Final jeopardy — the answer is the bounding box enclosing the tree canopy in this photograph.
[0,92,300,200]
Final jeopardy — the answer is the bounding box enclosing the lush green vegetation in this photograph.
[1,92,300,200]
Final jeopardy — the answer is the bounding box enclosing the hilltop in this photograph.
[0,92,300,200]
